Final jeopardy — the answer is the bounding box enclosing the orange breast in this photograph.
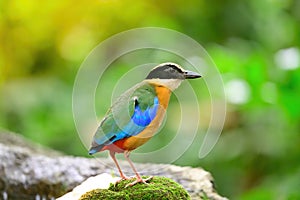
[154,85,172,109]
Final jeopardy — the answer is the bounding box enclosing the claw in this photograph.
[125,176,153,188]
[114,175,131,186]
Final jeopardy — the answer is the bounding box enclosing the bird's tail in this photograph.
[88,142,104,155]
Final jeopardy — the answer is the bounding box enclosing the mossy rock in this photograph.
[79,176,190,200]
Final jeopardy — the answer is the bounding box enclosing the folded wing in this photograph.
[89,83,159,154]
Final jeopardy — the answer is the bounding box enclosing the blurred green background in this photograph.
[1,0,300,199]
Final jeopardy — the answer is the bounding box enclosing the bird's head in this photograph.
[145,62,201,90]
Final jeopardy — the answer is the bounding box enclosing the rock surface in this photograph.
[0,131,227,200]
[57,173,119,200]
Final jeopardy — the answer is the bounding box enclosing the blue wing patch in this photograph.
[132,96,159,126]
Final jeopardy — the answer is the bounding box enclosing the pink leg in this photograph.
[123,151,153,187]
[109,151,129,180]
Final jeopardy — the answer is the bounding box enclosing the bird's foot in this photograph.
[114,175,132,185]
[125,176,153,188]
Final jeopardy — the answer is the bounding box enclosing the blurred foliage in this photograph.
[1,0,300,199]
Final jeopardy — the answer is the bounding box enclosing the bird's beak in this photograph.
[184,70,202,79]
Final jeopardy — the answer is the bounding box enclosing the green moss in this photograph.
[79,176,190,200]
[79,189,129,200]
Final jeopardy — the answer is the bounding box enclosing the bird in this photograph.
[89,62,201,187]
